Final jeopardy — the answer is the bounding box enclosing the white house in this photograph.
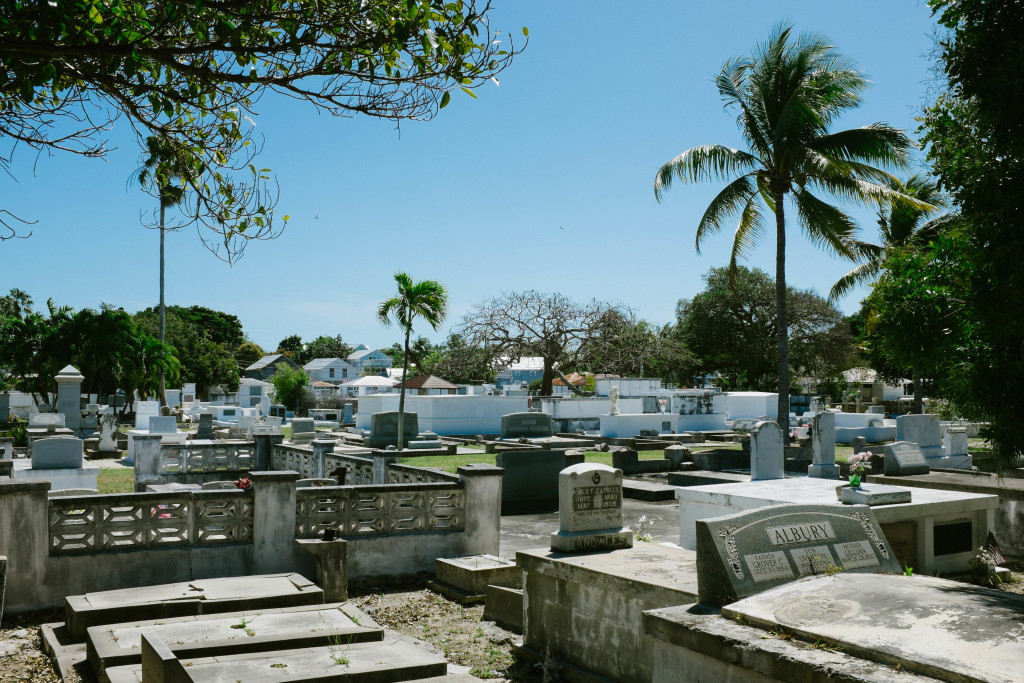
[842,367,910,402]
[304,357,357,386]
[495,357,544,388]
[346,344,394,377]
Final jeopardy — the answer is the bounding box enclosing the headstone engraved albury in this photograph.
[695,503,900,607]
[550,463,633,553]
[883,441,931,476]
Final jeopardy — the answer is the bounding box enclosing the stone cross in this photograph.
[807,411,839,479]
[750,421,784,481]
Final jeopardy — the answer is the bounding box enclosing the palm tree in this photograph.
[137,135,192,409]
[828,174,952,301]
[829,174,954,413]
[654,25,921,439]
[377,273,449,450]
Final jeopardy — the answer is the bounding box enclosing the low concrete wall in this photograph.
[356,395,529,434]
[0,462,503,613]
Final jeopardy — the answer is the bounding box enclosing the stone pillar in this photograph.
[807,411,840,479]
[250,471,299,574]
[372,451,400,484]
[0,392,10,423]
[458,464,504,556]
[54,365,84,434]
[295,538,348,602]
[0,438,12,460]
[311,439,335,479]
[254,433,284,470]
[132,434,164,491]
[0,480,50,614]
[0,553,6,626]
[750,420,784,481]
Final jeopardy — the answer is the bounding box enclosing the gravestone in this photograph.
[0,438,12,460]
[29,413,65,429]
[852,435,867,453]
[896,414,944,459]
[695,503,901,607]
[32,436,85,469]
[290,417,316,443]
[750,421,784,481]
[807,411,839,479]
[608,385,620,416]
[883,441,931,476]
[494,449,584,514]
[550,463,633,553]
[134,401,160,429]
[365,411,419,449]
[97,413,119,452]
[642,396,658,414]
[54,365,84,433]
[500,412,554,439]
[343,404,354,423]
[0,393,9,422]
[148,416,177,434]
[944,428,968,456]
[195,413,214,440]
[664,444,690,469]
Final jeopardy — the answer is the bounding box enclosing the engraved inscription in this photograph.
[766,521,836,546]
[789,546,836,576]
[569,534,631,551]
[892,443,927,467]
[744,551,794,583]
[572,485,620,513]
[834,540,881,569]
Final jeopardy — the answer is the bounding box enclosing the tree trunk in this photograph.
[541,358,554,396]
[774,191,791,443]
[158,203,167,410]
[912,369,923,414]
[396,325,410,450]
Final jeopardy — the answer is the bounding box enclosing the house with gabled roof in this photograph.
[346,344,393,377]
[243,354,301,381]
[303,357,356,386]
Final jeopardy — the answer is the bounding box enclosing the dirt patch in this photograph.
[354,582,540,681]
[0,608,66,682]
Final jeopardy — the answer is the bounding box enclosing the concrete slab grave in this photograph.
[550,463,633,552]
[429,554,520,604]
[839,483,912,506]
[695,503,901,607]
[107,634,448,683]
[86,602,381,675]
[65,573,323,640]
[719,572,1024,683]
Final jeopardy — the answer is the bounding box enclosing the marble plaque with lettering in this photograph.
[551,463,633,553]
[695,503,900,607]
[884,441,931,476]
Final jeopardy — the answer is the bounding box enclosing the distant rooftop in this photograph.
[245,354,290,371]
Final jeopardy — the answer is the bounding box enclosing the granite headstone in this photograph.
[883,441,931,476]
[148,416,177,434]
[550,463,633,553]
[896,414,944,459]
[750,421,784,481]
[696,503,901,607]
[290,417,316,443]
[134,401,160,429]
[807,411,839,479]
[195,413,215,439]
[365,411,418,448]
[32,436,85,469]
[500,412,554,439]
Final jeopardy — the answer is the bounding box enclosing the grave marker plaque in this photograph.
[551,463,633,553]
[883,441,930,476]
[696,503,900,607]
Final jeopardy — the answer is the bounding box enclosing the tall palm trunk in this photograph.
[774,191,790,443]
[396,324,411,449]
[158,203,167,410]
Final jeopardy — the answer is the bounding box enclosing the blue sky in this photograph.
[2,1,941,352]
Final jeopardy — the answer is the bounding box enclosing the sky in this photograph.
[1,1,943,353]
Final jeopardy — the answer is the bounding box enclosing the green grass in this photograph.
[400,450,669,473]
[98,468,135,493]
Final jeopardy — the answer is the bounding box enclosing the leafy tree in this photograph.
[378,273,449,448]
[678,267,855,393]
[829,174,954,302]
[134,307,239,397]
[429,334,496,385]
[297,335,353,366]
[268,362,310,412]
[654,24,918,438]
[234,342,266,371]
[921,0,1024,466]
[276,335,304,358]
[580,310,666,378]
[0,2,525,250]
[169,307,245,351]
[459,291,611,396]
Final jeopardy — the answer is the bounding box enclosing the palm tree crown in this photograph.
[377,272,449,449]
[654,25,920,438]
[828,174,953,301]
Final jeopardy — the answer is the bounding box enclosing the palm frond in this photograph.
[654,145,759,201]
[808,124,913,168]
[728,196,767,278]
[694,174,758,253]
[791,186,858,260]
[828,260,882,302]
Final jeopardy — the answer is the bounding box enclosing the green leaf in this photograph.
[522,26,529,37]
[440,91,451,108]
[460,87,476,99]
[89,5,103,24]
